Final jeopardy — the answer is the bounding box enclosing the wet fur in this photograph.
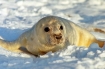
[0,16,104,56]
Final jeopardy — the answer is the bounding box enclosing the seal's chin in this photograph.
[50,42,64,46]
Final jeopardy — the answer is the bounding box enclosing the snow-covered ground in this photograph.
[0,0,105,69]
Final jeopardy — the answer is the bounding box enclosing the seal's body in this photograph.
[0,16,104,56]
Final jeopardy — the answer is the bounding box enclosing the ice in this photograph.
[0,0,105,69]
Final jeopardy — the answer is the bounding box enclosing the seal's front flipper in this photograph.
[19,47,33,55]
[18,47,39,57]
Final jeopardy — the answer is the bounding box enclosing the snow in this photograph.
[0,0,105,69]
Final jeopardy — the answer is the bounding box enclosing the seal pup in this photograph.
[0,16,104,56]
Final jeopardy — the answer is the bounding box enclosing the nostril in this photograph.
[56,36,62,39]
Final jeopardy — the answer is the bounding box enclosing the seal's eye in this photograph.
[44,27,50,32]
[60,25,63,30]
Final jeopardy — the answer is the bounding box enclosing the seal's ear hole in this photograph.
[44,27,50,32]
[60,25,63,30]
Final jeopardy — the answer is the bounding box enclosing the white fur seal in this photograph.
[0,16,104,56]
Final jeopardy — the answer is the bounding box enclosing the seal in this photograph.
[0,16,104,56]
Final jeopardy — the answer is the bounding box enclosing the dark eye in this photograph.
[44,27,50,32]
[60,25,63,30]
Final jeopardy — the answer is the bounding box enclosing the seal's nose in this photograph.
[55,36,62,39]
[53,33,62,39]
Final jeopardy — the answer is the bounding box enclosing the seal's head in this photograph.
[35,16,66,46]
